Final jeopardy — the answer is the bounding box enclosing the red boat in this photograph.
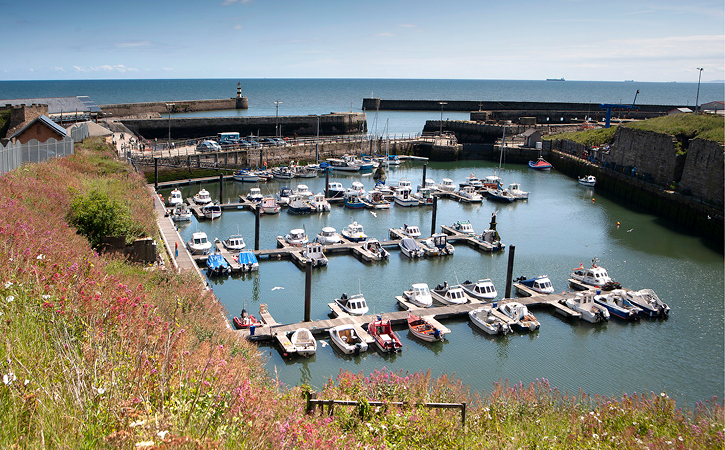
[528,156,552,171]
[233,308,261,329]
[366,315,403,353]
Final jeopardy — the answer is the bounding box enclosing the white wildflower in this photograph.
[157,430,169,439]
[97,387,105,395]
[6,296,14,303]
[4,281,12,288]
[42,295,51,300]
[135,441,154,449]
[3,372,17,385]
[36,254,45,260]
[678,436,683,441]
[130,420,145,428]
[593,433,599,440]
[24,379,29,386]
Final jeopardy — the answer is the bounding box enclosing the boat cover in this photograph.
[400,238,422,252]
[238,252,258,265]
[207,254,228,270]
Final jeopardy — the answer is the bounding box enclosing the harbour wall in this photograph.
[101,98,247,118]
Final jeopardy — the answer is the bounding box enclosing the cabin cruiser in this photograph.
[479,228,505,251]
[293,184,314,199]
[329,324,368,355]
[187,231,212,255]
[452,220,476,236]
[315,227,342,245]
[283,228,308,246]
[222,234,246,251]
[167,188,183,207]
[326,157,360,172]
[437,178,456,192]
[303,242,328,267]
[482,175,502,190]
[287,194,313,214]
[193,188,212,205]
[413,187,435,205]
[506,183,529,200]
[469,306,511,335]
[259,196,280,214]
[462,173,483,189]
[417,178,436,192]
[360,238,389,260]
[334,292,369,316]
[397,223,421,238]
[571,260,621,290]
[201,203,222,220]
[246,187,264,203]
[402,283,433,308]
[565,292,610,323]
[326,182,346,199]
[515,275,554,294]
[394,186,418,206]
[232,169,260,182]
[399,237,424,258]
[461,279,497,301]
[486,186,516,203]
[276,187,292,206]
[169,203,192,222]
[578,175,597,187]
[498,302,540,332]
[419,233,454,256]
[341,221,367,242]
[431,282,469,305]
[309,193,330,212]
[457,185,483,202]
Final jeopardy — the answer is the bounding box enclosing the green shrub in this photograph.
[68,189,133,248]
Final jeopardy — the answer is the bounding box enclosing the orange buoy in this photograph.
[617,222,620,228]
[592,198,595,203]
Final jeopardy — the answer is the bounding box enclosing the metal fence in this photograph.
[1,134,77,174]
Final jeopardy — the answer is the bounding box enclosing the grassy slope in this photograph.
[0,138,721,449]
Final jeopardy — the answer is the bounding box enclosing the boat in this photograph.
[437,178,456,192]
[233,308,261,329]
[529,156,552,171]
[417,178,436,192]
[289,328,317,357]
[201,202,222,220]
[287,194,313,214]
[259,196,280,214]
[578,175,597,187]
[222,233,246,252]
[469,306,511,335]
[341,221,367,242]
[344,193,366,209]
[326,158,360,172]
[367,315,403,353]
[167,188,183,206]
[360,238,390,260]
[387,154,401,166]
[485,187,516,203]
[187,231,212,255]
[515,275,555,294]
[276,187,292,206]
[622,289,670,318]
[394,187,418,207]
[571,259,621,290]
[295,166,318,178]
[461,279,497,301]
[302,242,328,267]
[328,324,368,355]
[462,173,483,188]
[456,185,483,202]
[399,237,424,258]
[284,228,308,246]
[272,166,296,179]
[498,302,540,332]
[431,282,469,305]
[232,169,260,182]
[565,292,610,323]
[326,181,346,199]
[193,188,212,205]
[315,227,342,245]
[407,313,447,342]
[413,187,435,206]
[206,245,231,276]
[235,251,259,272]
[593,290,642,321]
[362,190,391,209]
[402,283,433,308]
[346,181,366,198]
[397,223,421,238]
[419,233,454,256]
[169,203,192,222]
[309,193,331,212]
[246,187,264,203]
[293,184,314,199]
[452,220,476,236]
[478,214,505,251]
[334,292,369,316]
[506,183,529,200]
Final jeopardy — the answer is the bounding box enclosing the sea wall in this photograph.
[679,138,724,208]
[101,98,247,118]
[605,127,679,187]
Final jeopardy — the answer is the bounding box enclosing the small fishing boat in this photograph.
[233,308,261,329]
[407,313,447,342]
[276,187,293,206]
[289,328,317,357]
[593,290,642,321]
[293,184,314,199]
[295,166,318,178]
[287,194,313,214]
[419,233,454,256]
[326,157,361,172]
[529,156,552,171]
[284,228,308,246]
[232,169,260,182]
[303,242,328,267]
[272,166,296,179]
[206,245,231,276]
[402,283,433,308]
[169,203,192,222]
[334,292,369,316]
[187,231,212,255]
[456,185,483,202]
[393,187,419,207]
[578,175,597,187]
[167,188,183,206]
[515,275,555,294]
[437,178,456,192]
[452,220,476,236]
[360,238,390,260]
[486,187,516,203]
[506,183,529,200]
[362,190,391,209]
[431,282,469,305]
[341,221,367,242]
[413,187,435,205]
[193,188,212,205]
[565,292,610,323]
[397,223,421,238]
[399,237,424,258]
[328,324,368,355]
[235,251,259,272]
[309,193,330,212]
[623,289,670,318]
[367,315,403,353]
[315,227,342,245]
[461,279,498,301]
[326,181,346,199]
[222,233,246,252]
[259,196,280,214]
[469,306,511,335]
[571,259,621,290]
[246,187,264,203]
[344,193,366,209]
[201,203,222,220]
[482,175,502,190]
[498,302,540,332]
[479,228,505,251]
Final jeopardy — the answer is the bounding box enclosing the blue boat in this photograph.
[344,194,366,209]
[206,249,231,276]
[236,251,259,272]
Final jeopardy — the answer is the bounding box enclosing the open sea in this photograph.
[4,78,723,407]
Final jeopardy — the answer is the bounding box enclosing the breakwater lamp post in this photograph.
[695,68,703,115]
[439,102,447,138]
[166,103,174,156]
[274,101,283,137]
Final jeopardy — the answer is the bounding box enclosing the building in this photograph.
[667,107,693,115]
[521,129,542,148]
[9,115,67,144]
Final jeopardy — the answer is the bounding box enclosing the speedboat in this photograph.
[402,283,433,308]
[623,289,670,318]
[565,292,610,323]
[452,220,476,236]
[315,227,342,245]
[335,292,369,316]
[259,196,280,214]
[367,315,402,353]
[360,238,389,260]
[498,302,540,332]
[329,324,368,355]
[206,245,231,276]
[469,306,511,335]
[486,187,516,203]
[407,313,447,342]
[309,193,330,212]
[461,279,497,301]
[246,187,264,203]
[419,233,454,256]
[393,187,418,207]
[169,203,192,222]
[456,185,483,202]
[235,251,259,272]
[193,188,212,205]
[593,290,642,321]
[578,175,597,187]
[571,260,621,290]
[187,231,212,255]
[437,178,456,192]
[222,233,246,252]
[529,156,552,171]
[431,282,469,305]
[515,275,554,294]
[233,308,261,329]
[167,188,183,206]
[289,328,317,357]
[399,237,424,258]
[398,223,421,238]
[284,228,308,246]
[303,242,328,267]
[326,181,346,199]
[201,203,222,220]
[506,183,529,199]
[287,194,313,214]
[341,221,367,242]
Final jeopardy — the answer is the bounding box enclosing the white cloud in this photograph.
[52,67,64,72]
[72,65,139,73]
[397,24,415,28]
[234,24,243,30]
[375,32,395,37]
[222,0,253,5]
[115,41,151,48]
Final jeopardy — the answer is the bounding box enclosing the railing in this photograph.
[0,136,75,174]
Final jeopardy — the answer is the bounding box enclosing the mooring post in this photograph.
[254,206,260,251]
[430,195,438,236]
[304,260,312,322]
[325,168,330,198]
[505,244,515,299]
[154,158,158,190]
[219,174,224,203]
[259,147,263,169]
[422,163,427,190]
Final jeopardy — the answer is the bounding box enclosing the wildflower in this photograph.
[6,296,14,303]
[24,379,29,386]
[36,254,45,260]
[130,420,145,428]
[4,281,12,288]
[135,441,154,449]
[157,430,169,439]
[97,387,105,395]
[3,372,17,385]
[593,433,599,440]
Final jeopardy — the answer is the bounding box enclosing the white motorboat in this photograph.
[272,166,295,179]
[309,193,330,212]
[417,178,436,192]
[394,187,419,207]
[289,328,317,357]
[169,203,192,222]
[479,227,505,251]
[222,233,246,252]
[360,238,390,260]
[515,275,555,294]
[287,194,313,214]
[437,178,456,192]
[456,185,483,202]
[571,259,620,290]
[362,190,391,209]
[506,183,529,199]
[193,188,212,205]
[315,227,342,245]
[326,158,361,172]
[246,187,264,203]
[283,228,308,246]
[402,283,433,308]
[334,292,369,316]
[167,188,183,206]
[399,237,424,258]
[276,187,292,206]
[303,242,328,267]
[419,233,454,256]
[482,174,502,190]
[201,203,222,220]
[431,282,469,305]
[565,292,610,323]
[259,196,280,214]
[398,223,421,238]
[462,173,483,188]
[469,306,511,335]
[232,169,260,182]
[326,181,345,199]
[578,175,597,187]
[407,313,447,342]
[498,302,540,332]
[328,324,368,355]
[452,220,476,236]
[623,289,670,318]
[187,231,212,255]
[593,290,642,321]
[413,187,435,206]
[461,279,497,300]
[293,184,314,199]
[341,221,367,242]
[486,187,516,203]
[345,181,366,199]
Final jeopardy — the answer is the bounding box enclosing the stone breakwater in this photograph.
[101,98,248,119]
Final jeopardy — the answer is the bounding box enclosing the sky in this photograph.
[2,0,723,82]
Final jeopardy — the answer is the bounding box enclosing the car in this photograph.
[239,140,252,148]
[259,138,276,146]
[272,138,286,146]
[196,140,222,152]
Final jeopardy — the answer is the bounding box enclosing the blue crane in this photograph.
[599,90,640,128]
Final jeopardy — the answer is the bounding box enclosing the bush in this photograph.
[68,189,132,248]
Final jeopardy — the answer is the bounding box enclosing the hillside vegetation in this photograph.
[543,126,618,146]
[0,138,722,449]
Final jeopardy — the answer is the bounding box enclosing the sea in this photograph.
[3,78,723,407]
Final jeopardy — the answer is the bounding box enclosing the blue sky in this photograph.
[2,0,723,82]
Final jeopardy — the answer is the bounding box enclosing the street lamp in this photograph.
[274,101,283,137]
[439,102,447,137]
[695,68,704,115]
[166,103,174,154]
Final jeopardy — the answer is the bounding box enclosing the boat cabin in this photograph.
[573,265,612,286]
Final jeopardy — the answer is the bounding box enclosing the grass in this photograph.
[543,126,618,146]
[0,138,722,448]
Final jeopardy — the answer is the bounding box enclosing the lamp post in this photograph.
[695,68,704,115]
[166,103,174,154]
[439,102,447,137]
[274,101,283,137]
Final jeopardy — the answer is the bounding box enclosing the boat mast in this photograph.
[497,126,506,176]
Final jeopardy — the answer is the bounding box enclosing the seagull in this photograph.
[370,211,377,217]
[319,340,328,347]
[627,228,633,232]
[271,286,284,291]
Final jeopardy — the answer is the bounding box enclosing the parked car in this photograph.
[196,140,222,152]
[259,138,276,146]
[272,138,286,146]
